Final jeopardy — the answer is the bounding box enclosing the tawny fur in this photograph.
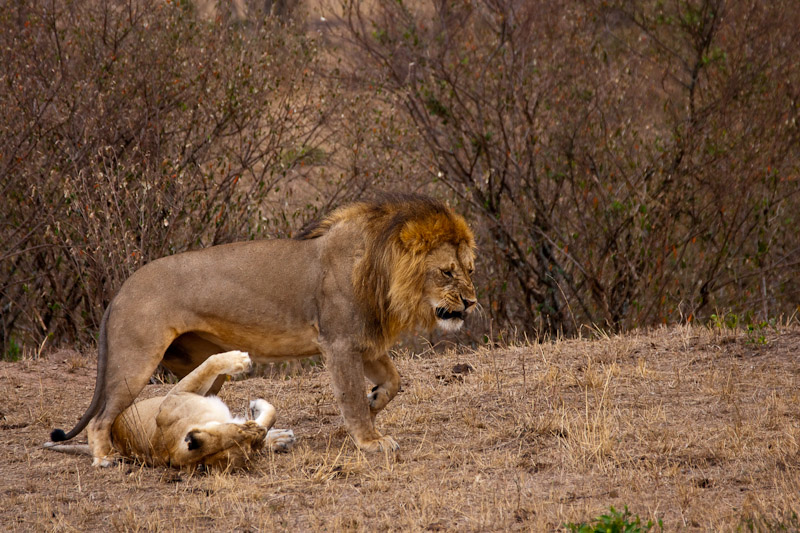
[299,194,476,348]
[46,351,294,470]
[50,193,476,466]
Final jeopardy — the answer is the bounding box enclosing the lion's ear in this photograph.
[185,431,203,451]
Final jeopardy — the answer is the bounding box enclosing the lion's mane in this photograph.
[297,193,475,349]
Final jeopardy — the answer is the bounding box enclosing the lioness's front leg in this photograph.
[323,340,399,452]
[249,400,296,453]
[364,352,401,417]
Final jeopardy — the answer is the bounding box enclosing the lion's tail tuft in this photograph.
[50,428,68,442]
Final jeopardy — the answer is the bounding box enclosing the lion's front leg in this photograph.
[364,352,401,417]
[323,340,399,453]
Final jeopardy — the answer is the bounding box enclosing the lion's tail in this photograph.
[49,303,112,443]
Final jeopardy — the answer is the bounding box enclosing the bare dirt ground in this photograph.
[2,324,800,531]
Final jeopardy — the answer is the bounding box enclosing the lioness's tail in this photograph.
[50,303,112,442]
[42,442,91,456]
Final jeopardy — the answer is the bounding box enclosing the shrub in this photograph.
[0,0,352,351]
[337,0,800,336]
[565,505,661,533]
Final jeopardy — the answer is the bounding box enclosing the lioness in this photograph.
[50,193,477,466]
[46,350,295,470]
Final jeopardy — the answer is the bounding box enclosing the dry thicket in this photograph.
[0,0,380,353]
[337,0,800,335]
[2,0,800,354]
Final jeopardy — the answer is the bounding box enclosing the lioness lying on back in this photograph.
[46,351,295,470]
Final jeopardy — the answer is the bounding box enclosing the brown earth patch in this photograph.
[2,325,799,531]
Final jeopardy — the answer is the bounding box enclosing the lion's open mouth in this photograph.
[435,308,464,321]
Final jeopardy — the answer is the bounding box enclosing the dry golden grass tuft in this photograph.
[2,324,800,530]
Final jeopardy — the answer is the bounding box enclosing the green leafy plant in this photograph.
[565,506,662,533]
[708,312,772,345]
[3,336,21,361]
[710,312,740,331]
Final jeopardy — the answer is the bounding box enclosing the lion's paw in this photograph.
[359,435,399,453]
[214,350,252,376]
[367,387,390,413]
[266,428,296,453]
[91,455,117,468]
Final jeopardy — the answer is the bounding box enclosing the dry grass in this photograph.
[2,324,800,531]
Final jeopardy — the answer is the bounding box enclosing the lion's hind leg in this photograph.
[249,399,296,453]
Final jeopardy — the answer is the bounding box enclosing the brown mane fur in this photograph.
[297,194,475,349]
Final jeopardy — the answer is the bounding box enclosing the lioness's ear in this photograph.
[185,431,203,451]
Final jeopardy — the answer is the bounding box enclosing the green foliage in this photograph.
[708,312,773,345]
[565,506,662,533]
[746,320,771,346]
[3,336,21,362]
[709,312,741,331]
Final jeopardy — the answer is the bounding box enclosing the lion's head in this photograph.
[299,193,477,348]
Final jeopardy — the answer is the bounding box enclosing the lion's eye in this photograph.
[441,269,454,278]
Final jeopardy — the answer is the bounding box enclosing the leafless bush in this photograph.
[3,0,799,353]
[337,0,800,336]
[0,0,349,352]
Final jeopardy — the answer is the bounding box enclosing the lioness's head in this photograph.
[183,421,266,470]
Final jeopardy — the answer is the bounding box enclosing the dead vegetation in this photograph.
[2,324,799,531]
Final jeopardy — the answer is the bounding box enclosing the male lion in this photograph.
[46,350,296,470]
[50,193,477,466]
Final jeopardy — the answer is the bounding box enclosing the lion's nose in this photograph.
[462,297,477,311]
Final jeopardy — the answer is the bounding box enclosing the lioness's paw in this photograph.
[266,428,296,453]
[249,399,276,427]
[359,435,399,453]
[215,350,252,376]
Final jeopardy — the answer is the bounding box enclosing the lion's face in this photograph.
[423,241,477,332]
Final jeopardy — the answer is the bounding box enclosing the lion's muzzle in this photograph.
[436,307,464,321]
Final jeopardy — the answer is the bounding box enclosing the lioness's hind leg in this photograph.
[168,351,252,397]
[249,399,294,452]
